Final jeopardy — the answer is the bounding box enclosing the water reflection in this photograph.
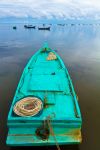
[0,23,100,150]
[10,145,79,150]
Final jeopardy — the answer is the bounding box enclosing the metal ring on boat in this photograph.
[13,97,43,117]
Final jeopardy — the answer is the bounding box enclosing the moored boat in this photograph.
[38,27,50,30]
[13,26,17,30]
[6,43,82,146]
[24,25,36,29]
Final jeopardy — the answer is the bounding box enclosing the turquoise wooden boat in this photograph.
[6,43,82,146]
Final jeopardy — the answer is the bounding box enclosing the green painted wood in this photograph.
[6,43,82,146]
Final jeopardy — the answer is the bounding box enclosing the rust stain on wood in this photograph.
[8,129,82,142]
[54,129,82,142]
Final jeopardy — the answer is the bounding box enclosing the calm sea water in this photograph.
[0,23,100,150]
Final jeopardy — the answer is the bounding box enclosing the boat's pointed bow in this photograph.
[42,42,51,51]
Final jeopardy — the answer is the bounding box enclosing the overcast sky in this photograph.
[0,0,100,20]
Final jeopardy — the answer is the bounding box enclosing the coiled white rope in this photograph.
[13,97,43,117]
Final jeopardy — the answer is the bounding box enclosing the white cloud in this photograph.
[0,0,100,19]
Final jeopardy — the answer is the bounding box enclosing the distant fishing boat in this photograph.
[57,24,65,26]
[71,24,75,26]
[38,27,50,30]
[24,25,36,29]
[6,43,82,146]
[13,26,17,30]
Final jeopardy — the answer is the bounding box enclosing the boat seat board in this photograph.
[28,72,70,93]
[31,67,62,75]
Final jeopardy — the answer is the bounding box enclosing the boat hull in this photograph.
[24,25,36,29]
[7,123,82,146]
[38,27,50,30]
[6,43,82,146]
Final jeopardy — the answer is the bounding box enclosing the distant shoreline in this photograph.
[0,17,100,24]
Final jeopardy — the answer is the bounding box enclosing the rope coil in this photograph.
[47,52,57,60]
[13,97,43,117]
